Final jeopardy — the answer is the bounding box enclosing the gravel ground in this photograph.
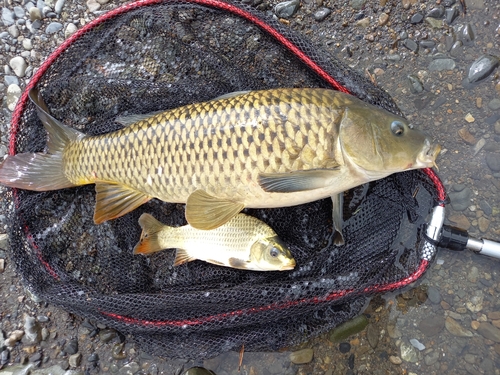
[1,0,500,374]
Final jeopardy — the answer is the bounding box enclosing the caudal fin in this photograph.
[0,89,83,191]
[133,213,167,255]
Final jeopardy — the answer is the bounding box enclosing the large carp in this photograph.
[0,88,440,237]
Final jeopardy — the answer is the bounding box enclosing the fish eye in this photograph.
[391,121,405,136]
[269,247,280,258]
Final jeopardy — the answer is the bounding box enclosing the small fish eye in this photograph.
[269,247,280,258]
[391,121,405,136]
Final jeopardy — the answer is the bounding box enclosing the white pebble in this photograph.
[23,38,33,50]
[54,0,65,14]
[86,0,101,12]
[65,23,77,38]
[9,56,27,77]
[7,84,22,111]
[409,338,426,351]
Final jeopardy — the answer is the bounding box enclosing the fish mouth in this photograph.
[280,260,296,271]
[417,139,441,169]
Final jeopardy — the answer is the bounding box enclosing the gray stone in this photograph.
[418,314,444,336]
[24,316,42,343]
[427,286,441,304]
[410,12,423,24]
[86,0,101,12]
[427,5,445,19]
[350,0,366,10]
[118,362,140,375]
[313,7,331,22]
[424,350,440,365]
[486,154,500,172]
[468,55,499,84]
[403,38,418,52]
[31,365,66,375]
[289,348,314,364]
[449,40,463,58]
[2,8,15,25]
[45,22,63,34]
[477,322,500,342]
[13,6,25,18]
[488,99,500,111]
[410,338,425,351]
[479,200,492,216]
[6,84,21,111]
[366,324,379,349]
[64,339,78,355]
[8,25,19,38]
[429,58,456,71]
[54,0,65,14]
[448,187,472,211]
[445,6,459,24]
[458,23,475,44]
[68,353,81,368]
[4,75,19,86]
[274,0,300,19]
[29,6,42,21]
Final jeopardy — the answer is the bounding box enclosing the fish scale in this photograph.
[63,88,343,202]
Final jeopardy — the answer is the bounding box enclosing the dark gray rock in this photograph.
[274,0,300,19]
[410,12,424,24]
[64,339,79,355]
[458,23,475,44]
[408,75,424,93]
[467,55,499,83]
[488,98,500,110]
[429,58,456,71]
[479,200,492,216]
[477,322,500,343]
[420,40,435,49]
[485,153,500,172]
[45,22,63,34]
[445,6,459,24]
[427,5,445,19]
[427,286,441,304]
[448,187,472,211]
[449,40,463,58]
[404,38,418,52]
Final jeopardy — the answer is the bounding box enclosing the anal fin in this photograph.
[94,182,152,224]
[174,249,197,266]
[186,190,245,230]
[331,193,345,246]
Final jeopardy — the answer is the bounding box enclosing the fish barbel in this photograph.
[134,213,296,271]
[0,88,440,231]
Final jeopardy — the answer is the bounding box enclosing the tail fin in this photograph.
[0,89,83,191]
[133,213,167,255]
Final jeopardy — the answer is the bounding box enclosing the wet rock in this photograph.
[339,342,351,353]
[425,17,443,29]
[485,154,500,172]
[449,40,463,58]
[24,316,42,343]
[329,315,368,342]
[488,99,500,111]
[349,0,366,10]
[31,365,66,375]
[403,38,418,52]
[99,329,117,343]
[313,7,331,22]
[290,348,314,364]
[427,6,445,19]
[400,342,418,363]
[445,316,473,337]
[429,58,455,71]
[410,12,423,24]
[2,8,15,25]
[407,75,424,94]
[467,55,499,84]
[420,40,435,49]
[427,286,441,304]
[467,266,479,283]
[46,22,63,34]
[458,23,475,44]
[409,338,425,351]
[112,343,127,360]
[366,324,379,348]
[448,187,472,211]
[29,6,42,21]
[478,217,490,233]
[418,314,444,336]
[424,350,440,365]
[378,13,389,26]
[448,213,471,230]
[9,56,27,77]
[64,339,78,355]
[445,6,459,24]
[54,0,65,14]
[6,84,21,111]
[389,355,402,364]
[274,0,300,19]
[477,322,500,342]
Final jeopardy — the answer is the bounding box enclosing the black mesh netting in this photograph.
[7,0,444,359]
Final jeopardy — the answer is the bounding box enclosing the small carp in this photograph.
[0,88,440,235]
[134,213,296,271]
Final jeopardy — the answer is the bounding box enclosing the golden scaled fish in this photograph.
[134,213,296,271]
[0,88,440,233]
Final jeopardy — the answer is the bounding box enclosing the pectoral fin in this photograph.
[133,213,165,255]
[331,193,345,246]
[174,249,197,266]
[258,169,340,193]
[94,182,152,224]
[185,190,245,230]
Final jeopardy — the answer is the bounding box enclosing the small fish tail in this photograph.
[133,213,167,255]
[0,89,83,191]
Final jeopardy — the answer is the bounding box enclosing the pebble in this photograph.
[467,55,500,84]
[449,40,463,57]
[23,39,33,50]
[445,6,459,24]
[389,355,402,364]
[445,316,473,337]
[65,23,78,38]
[9,56,27,78]
[8,25,19,38]
[45,22,63,34]
[485,154,500,172]
[408,75,423,92]
[31,365,66,375]
[458,127,476,143]
[424,350,440,365]
[4,330,24,347]
[6,84,22,111]
[418,314,444,336]
[410,12,423,24]
[86,0,101,12]
[2,8,15,25]
[409,338,425,351]
[488,99,500,111]
[403,38,418,52]
[448,213,471,230]
[24,316,42,343]
[467,266,479,283]
[425,17,443,29]
[477,322,500,342]
[313,8,331,22]
[349,0,366,10]
[289,348,314,364]
[54,0,65,14]
[366,324,379,349]
[68,353,81,367]
[427,5,445,19]
[378,13,389,26]
[339,342,351,353]
[29,6,42,21]
[64,339,78,355]
[429,58,455,71]
[400,342,418,363]
[448,187,472,211]
[458,23,475,44]
[4,75,19,86]
[478,217,490,232]
[274,0,300,18]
